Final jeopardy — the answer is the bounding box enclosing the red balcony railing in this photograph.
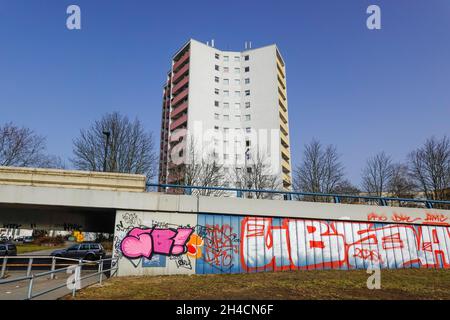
[168,160,185,170]
[167,175,182,184]
[171,101,188,119]
[173,51,190,72]
[171,88,188,106]
[172,63,189,84]
[170,113,188,131]
[172,75,189,95]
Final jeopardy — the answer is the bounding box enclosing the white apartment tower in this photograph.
[159,39,292,190]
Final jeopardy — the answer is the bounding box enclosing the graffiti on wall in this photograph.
[239,217,450,271]
[116,213,450,274]
[367,211,449,226]
[202,224,239,272]
[114,214,241,271]
[120,227,193,259]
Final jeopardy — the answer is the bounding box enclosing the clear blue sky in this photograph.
[1,0,449,186]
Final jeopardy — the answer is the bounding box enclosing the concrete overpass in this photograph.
[1,166,450,276]
[0,166,146,233]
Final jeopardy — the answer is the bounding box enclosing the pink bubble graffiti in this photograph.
[120,227,193,259]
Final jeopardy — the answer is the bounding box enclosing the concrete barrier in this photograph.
[0,166,146,192]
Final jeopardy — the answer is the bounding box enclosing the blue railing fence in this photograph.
[146,183,450,210]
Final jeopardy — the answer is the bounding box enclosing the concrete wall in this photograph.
[0,181,448,275]
[0,166,146,192]
[113,198,450,276]
[114,211,197,276]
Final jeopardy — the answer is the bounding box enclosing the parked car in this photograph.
[0,243,17,256]
[23,236,34,243]
[51,242,105,261]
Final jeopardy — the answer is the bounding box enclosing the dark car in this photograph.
[0,243,17,256]
[22,236,34,243]
[51,242,105,261]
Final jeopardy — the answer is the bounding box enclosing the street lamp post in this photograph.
[245,147,250,198]
[102,131,111,172]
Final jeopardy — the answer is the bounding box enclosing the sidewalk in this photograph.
[0,270,101,300]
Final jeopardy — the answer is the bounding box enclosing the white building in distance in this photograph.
[158,39,292,191]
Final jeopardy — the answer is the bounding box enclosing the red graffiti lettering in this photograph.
[391,213,421,224]
[424,213,449,226]
[204,224,239,269]
[353,248,383,263]
[367,213,388,222]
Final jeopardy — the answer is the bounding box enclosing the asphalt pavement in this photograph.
[0,270,102,300]
[0,243,114,300]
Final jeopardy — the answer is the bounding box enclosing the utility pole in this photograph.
[102,131,111,172]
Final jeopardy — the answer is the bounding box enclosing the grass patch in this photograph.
[69,269,450,300]
[16,244,65,254]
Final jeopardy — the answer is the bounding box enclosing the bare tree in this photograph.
[294,139,345,194]
[361,152,393,196]
[332,179,361,204]
[168,137,226,196]
[388,163,416,197]
[229,151,281,199]
[334,179,360,195]
[408,136,450,201]
[71,112,157,179]
[0,122,63,168]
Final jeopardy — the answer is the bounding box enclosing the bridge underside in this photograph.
[0,204,115,233]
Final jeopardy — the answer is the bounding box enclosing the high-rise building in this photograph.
[158,39,292,191]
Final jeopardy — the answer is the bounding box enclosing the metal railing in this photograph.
[0,256,118,300]
[147,183,450,209]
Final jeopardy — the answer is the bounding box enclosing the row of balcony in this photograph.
[172,63,189,84]
[171,88,189,107]
[281,144,290,161]
[280,120,289,136]
[170,113,188,131]
[279,110,288,125]
[167,174,178,184]
[173,51,190,73]
[282,173,292,187]
[282,158,291,173]
[278,86,286,101]
[280,132,289,149]
[160,139,169,152]
[279,98,287,113]
[277,62,285,79]
[277,74,286,90]
[172,75,189,95]
[276,49,285,68]
[171,101,188,119]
